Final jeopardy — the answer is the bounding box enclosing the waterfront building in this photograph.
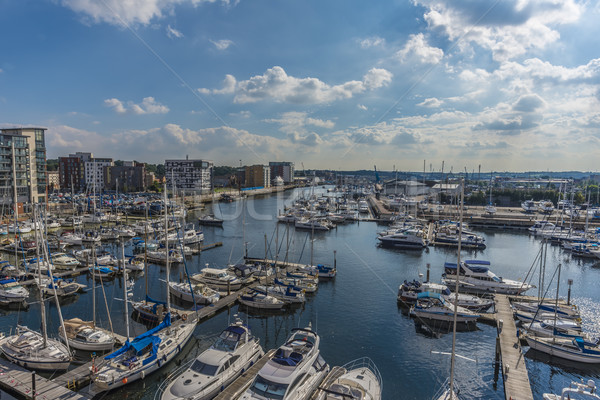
[165,157,213,193]
[47,171,59,192]
[105,161,147,192]
[0,127,47,204]
[245,164,271,188]
[269,161,294,185]
[383,179,430,196]
[84,157,113,192]
[59,152,92,192]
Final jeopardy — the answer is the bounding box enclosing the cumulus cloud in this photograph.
[357,104,368,111]
[359,36,385,48]
[199,66,392,104]
[166,25,183,39]
[61,0,236,26]
[416,0,582,61]
[104,96,169,114]
[417,98,444,108]
[512,94,544,112]
[396,33,444,64]
[210,39,234,50]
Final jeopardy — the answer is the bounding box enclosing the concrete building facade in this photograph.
[269,161,294,185]
[84,157,113,192]
[245,165,271,188]
[105,161,147,192]
[165,158,213,193]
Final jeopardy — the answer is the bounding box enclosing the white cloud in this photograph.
[229,110,252,118]
[357,104,368,111]
[396,33,444,64]
[61,0,237,26]
[104,96,169,114]
[210,39,234,50]
[416,0,582,61]
[166,25,183,39]
[417,98,444,108]
[359,36,385,48]
[199,66,392,104]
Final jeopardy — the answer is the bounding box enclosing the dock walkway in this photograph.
[495,294,534,400]
[0,358,89,400]
[213,349,275,400]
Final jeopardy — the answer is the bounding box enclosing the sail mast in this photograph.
[11,142,18,267]
[449,178,464,397]
[33,206,47,348]
[122,239,130,341]
[164,182,171,316]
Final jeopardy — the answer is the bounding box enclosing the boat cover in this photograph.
[417,291,442,300]
[105,312,171,361]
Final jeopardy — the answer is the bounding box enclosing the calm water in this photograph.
[3,187,600,400]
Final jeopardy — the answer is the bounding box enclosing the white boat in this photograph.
[398,280,493,311]
[62,216,83,227]
[377,228,427,249]
[358,200,369,213]
[512,301,579,319]
[538,200,555,213]
[442,260,534,295]
[525,335,600,363]
[294,218,331,231]
[59,318,116,351]
[39,276,83,297]
[7,223,32,234]
[181,227,204,244]
[409,292,479,324]
[51,252,80,269]
[147,249,184,264]
[514,310,580,326]
[544,380,600,400]
[239,290,286,310]
[160,318,265,400]
[255,284,306,304]
[191,267,243,291]
[0,278,29,303]
[313,357,382,400]
[168,281,220,304]
[522,199,537,213]
[0,326,71,371]
[240,323,329,400]
[434,226,486,249]
[523,319,587,340]
[198,214,224,226]
[0,261,26,281]
[94,314,197,392]
[528,221,557,235]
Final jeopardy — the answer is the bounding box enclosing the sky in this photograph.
[1,0,600,172]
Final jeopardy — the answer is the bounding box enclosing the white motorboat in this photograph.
[294,218,331,231]
[38,276,83,297]
[239,290,286,310]
[377,228,428,249]
[512,301,579,319]
[0,326,72,371]
[523,319,587,341]
[358,200,369,213]
[538,200,555,214]
[181,227,204,244]
[168,281,220,304]
[442,260,534,295]
[313,357,382,400]
[160,318,265,400]
[525,335,600,363]
[62,216,83,227]
[51,252,80,270]
[434,227,486,249]
[191,267,243,291]
[0,261,26,281]
[59,318,116,351]
[240,323,329,400]
[522,199,537,213]
[544,380,600,400]
[198,214,224,226]
[528,221,558,235]
[7,223,32,234]
[0,278,29,303]
[255,284,306,304]
[147,249,184,264]
[94,314,197,392]
[398,280,493,311]
[409,292,479,324]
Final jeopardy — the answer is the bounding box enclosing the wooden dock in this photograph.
[213,349,276,400]
[494,294,534,400]
[0,358,90,400]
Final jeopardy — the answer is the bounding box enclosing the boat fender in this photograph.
[141,370,145,380]
[221,385,225,392]
[177,345,181,352]
[163,355,167,362]
[157,359,161,368]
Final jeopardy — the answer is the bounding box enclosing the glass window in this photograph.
[250,376,288,400]
[190,360,219,376]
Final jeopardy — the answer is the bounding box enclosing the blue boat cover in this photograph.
[105,312,171,360]
[465,260,491,265]
[226,326,246,335]
[417,291,442,300]
[0,278,17,285]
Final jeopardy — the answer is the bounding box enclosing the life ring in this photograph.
[182,314,187,321]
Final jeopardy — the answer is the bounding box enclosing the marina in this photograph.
[1,186,600,400]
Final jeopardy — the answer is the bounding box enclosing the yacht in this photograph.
[0,278,29,304]
[442,260,534,295]
[168,281,220,304]
[198,214,224,226]
[409,292,479,324]
[93,314,197,392]
[544,380,600,400]
[521,199,537,213]
[313,357,382,400]
[240,323,329,400]
[255,284,306,304]
[51,252,80,270]
[294,218,331,231]
[358,200,369,213]
[239,290,286,310]
[147,249,184,264]
[538,200,555,214]
[525,335,600,363]
[0,325,71,371]
[160,318,264,400]
[434,225,486,249]
[377,228,428,249]
[528,221,558,235]
[398,280,493,311]
[59,318,116,351]
[191,267,243,291]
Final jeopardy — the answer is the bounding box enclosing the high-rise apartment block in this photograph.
[165,158,213,193]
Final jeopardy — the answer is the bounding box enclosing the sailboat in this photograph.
[484,175,496,215]
[198,180,223,226]
[93,184,197,392]
[0,205,72,371]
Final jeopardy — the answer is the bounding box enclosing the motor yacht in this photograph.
[191,267,243,291]
[239,290,286,310]
[313,357,382,400]
[521,199,537,213]
[377,228,428,249]
[409,292,479,324]
[168,281,220,304]
[442,260,534,295]
[398,280,493,311]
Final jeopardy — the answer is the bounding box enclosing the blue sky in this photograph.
[1,0,599,172]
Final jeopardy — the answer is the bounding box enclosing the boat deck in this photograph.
[0,358,90,400]
[309,366,345,399]
[213,349,276,400]
[495,294,534,400]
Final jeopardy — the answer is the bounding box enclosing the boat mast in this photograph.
[92,246,96,328]
[164,182,171,318]
[11,142,18,267]
[33,206,47,348]
[144,201,149,296]
[122,239,130,341]
[449,178,464,397]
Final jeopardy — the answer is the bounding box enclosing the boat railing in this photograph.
[340,356,383,392]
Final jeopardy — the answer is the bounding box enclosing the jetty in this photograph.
[213,349,276,399]
[0,358,90,400]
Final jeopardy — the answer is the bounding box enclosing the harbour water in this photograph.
[3,186,600,399]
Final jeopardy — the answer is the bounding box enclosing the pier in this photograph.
[213,349,276,399]
[0,358,90,400]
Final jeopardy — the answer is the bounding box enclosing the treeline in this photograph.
[464,188,589,207]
